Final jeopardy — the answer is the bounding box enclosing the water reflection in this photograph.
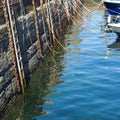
[2,42,66,120]
[107,37,120,49]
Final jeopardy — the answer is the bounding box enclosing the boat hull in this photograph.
[104,2,120,15]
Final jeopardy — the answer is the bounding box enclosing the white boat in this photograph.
[108,23,120,37]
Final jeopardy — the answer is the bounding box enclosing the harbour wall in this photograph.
[0,0,80,117]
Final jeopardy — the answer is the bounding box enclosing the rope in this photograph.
[90,0,102,6]
[79,0,102,15]
[42,1,68,51]
[68,1,107,34]
[71,2,104,27]
[45,0,67,52]
[45,0,53,46]
[57,0,62,32]
[40,0,58,54]
[47,0,56,45]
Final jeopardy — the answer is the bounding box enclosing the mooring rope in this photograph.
[67,1,107,34]
[72,2,104,27]
[43,0,117,49]
[39,1,104,49]
[60,3,79,25]
[40,1,68,51]
[60,1,95,31]
[90,0,102,6]
[40,0,58,54]
[47,1,67,51]
[79,0,102,15]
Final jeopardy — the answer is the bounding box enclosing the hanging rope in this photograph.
[41,0,67,51]
[70,2,103,27]
[61,1,104,33]
[2,0,21,92]
[79,0,102,14]
[78,0,117,35]
[40,0,58,54]
[57,0,62,32]
[64,0,70,22]
[47,0,56,45]
[90,0,102,6]
[60,2,80,26]
[45,0,54,46]
[32,0,43,58]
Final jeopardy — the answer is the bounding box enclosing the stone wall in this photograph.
[0,0,79,117]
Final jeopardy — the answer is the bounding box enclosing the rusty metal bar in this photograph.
[32,0,43,58]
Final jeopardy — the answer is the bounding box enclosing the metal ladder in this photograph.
[6,0,25,93]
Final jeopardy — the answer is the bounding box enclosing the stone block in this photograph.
[28,51,40,72]
[11,78,17,94]
[0,76,5,92]
[0,56,11,76]
[0,91,6,112]
[5,83,13,100]
[27,42,38,60]
[4,67,14,83]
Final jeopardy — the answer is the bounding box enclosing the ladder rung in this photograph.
[20,66,24,71]
[19,56,22,61]
[20,63,23,70]
[13,26,17,31]
[15,40,19,44]
[17,47,20,52]
[14,30,17,34]
[18,54,22,60]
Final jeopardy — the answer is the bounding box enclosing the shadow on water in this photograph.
[107,37,120,50]
[2,36,67,120]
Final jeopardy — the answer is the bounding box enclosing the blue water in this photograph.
[2,8,120,120]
